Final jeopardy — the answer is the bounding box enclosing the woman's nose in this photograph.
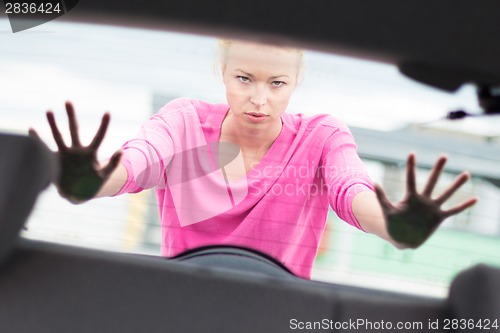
[250,85,267,106]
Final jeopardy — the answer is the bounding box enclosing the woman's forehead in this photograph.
[225,41,301,72]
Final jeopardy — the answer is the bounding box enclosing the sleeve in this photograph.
[114,113,175,196]
[320,120,374,230]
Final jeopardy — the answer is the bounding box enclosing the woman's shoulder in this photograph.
[156,97,228,124]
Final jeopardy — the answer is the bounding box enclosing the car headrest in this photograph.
[448,264,500,322]
[0,133,57,265]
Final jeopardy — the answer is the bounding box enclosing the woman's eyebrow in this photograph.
[269,74,290,80]
[235,69,254,77]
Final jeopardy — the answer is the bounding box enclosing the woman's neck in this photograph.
[220,110,282,155]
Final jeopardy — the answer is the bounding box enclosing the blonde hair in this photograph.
[215,38,305,84]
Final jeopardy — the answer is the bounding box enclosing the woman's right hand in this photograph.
[29,101,122,203]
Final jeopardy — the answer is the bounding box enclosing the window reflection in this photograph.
[2,19,500,297]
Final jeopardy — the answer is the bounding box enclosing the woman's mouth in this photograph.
[245,112,268,122]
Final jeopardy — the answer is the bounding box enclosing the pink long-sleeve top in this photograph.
[115,98,374,279]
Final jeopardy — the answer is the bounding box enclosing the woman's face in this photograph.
[222,41,301,128]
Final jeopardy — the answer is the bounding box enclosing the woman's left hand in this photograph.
[374,153,477,249]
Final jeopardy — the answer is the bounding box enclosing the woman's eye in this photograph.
[272,81,285,87]
[237,76,250,83]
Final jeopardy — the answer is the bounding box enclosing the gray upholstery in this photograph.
[448,264,500,332]
[0,239,447,333]
[0,134,56,266]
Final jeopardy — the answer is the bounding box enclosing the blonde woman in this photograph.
[31,39,477,279]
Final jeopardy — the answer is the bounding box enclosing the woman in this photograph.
[30,39,477,279]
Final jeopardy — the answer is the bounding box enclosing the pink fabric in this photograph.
[116,98,374,279]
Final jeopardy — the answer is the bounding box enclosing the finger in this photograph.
[442,197,478,218]
[65,101,81,147]
[406,153,417,194]
[422,155,447,197]
[88,113,110,150]
[435,172,470,205]
[101,150,122,178]
[374,183,394,212]
[46,111,67,150]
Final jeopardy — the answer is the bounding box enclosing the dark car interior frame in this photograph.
[1,1,500,332]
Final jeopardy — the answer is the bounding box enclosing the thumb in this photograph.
[374,183,394,212]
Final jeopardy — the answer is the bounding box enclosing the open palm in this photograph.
[30,102,122,203]
[374,154,477,248]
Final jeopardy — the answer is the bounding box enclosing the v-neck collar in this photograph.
[204,103,294,179]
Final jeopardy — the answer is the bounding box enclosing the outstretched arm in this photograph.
[352,153,477,249]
